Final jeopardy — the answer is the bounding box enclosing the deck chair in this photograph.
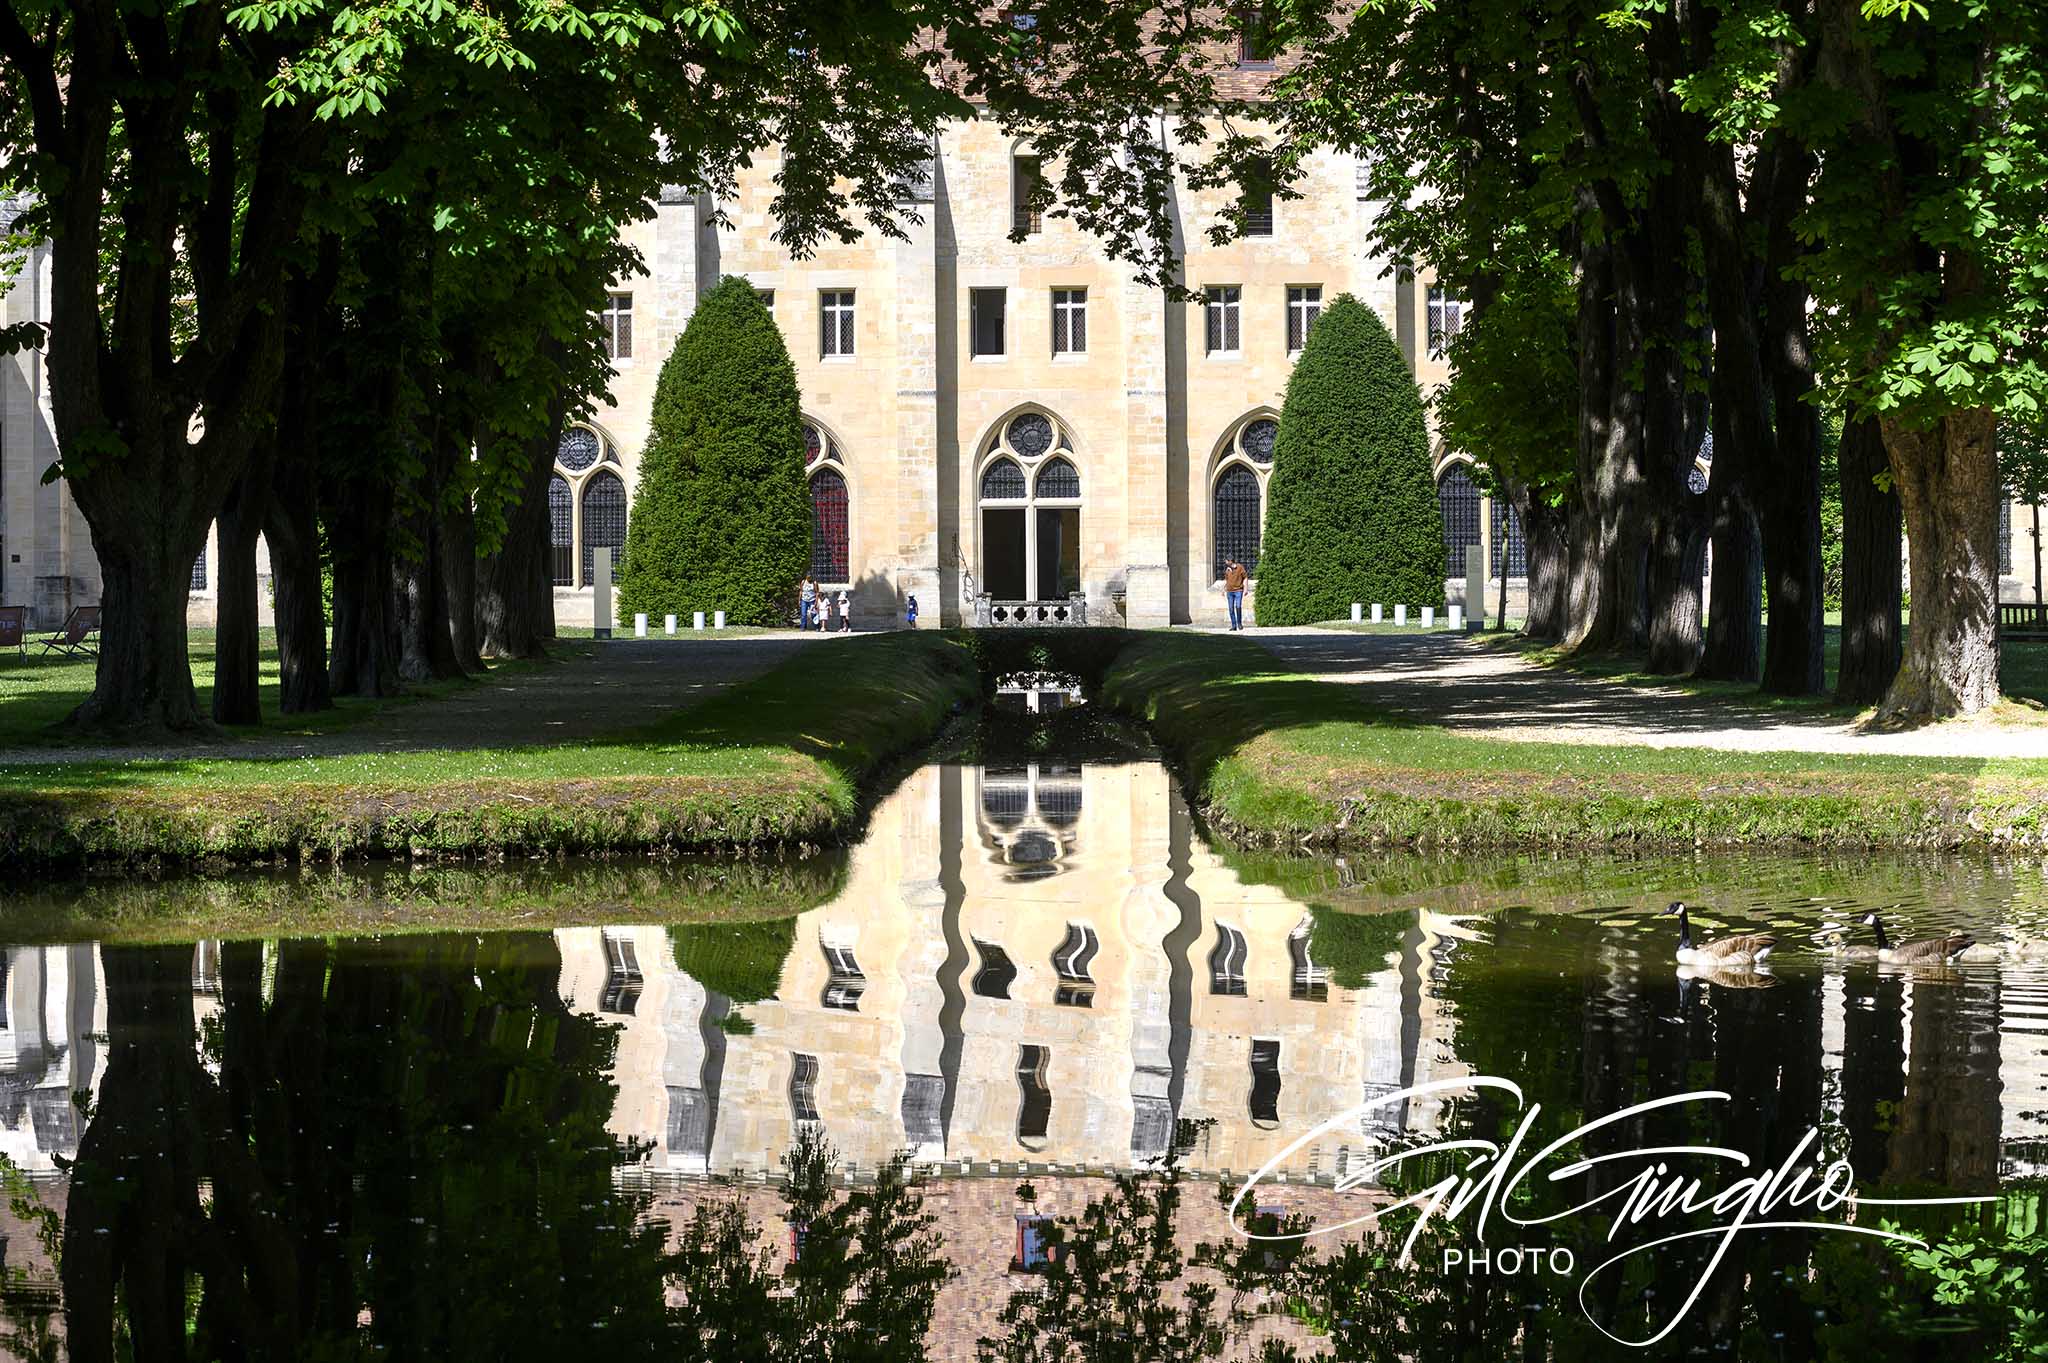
[0,606,25,658]
[37,605,99,658]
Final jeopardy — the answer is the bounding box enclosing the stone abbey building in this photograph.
[561,119,1506,629]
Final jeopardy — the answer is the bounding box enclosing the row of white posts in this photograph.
[588,546,727,640]
[1345,546,1490,633]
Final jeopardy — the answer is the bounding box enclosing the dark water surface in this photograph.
[3,755,2047,1360]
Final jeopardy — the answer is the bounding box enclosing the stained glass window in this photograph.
[1035,457,1080,499]
[558,426,600,472]
[981,457,1026,500]
[1007,412,1054,458]
[580,469,626,584]
[1490,497,1527,577]
[809,467,849,582]
[1214,465,1262,577]
[190,547,207,591]
[548,475,573,587]
[1241,418,1277,463]
[1437,465,1481,577]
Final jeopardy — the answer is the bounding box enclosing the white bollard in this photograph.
[1449,604,1464,630]
[1351,602,1362,623]
[1422,606,1435,628]
[693,610,706,630]
[591,548,613,639]
[634,612,648,638]
[1395,605,1408,626]
[664,614,677,635]
[1371,603,1384,623]
[714,610,726,630]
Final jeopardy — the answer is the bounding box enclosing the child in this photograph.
[836,589,852,633]
[820,591,835,631]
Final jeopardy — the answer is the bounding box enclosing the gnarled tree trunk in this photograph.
[1880,412,1998,718]
[479,410,564,660]
[1700,493,1764,682]
[1522,497,1569,640]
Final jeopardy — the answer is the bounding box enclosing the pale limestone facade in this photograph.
[559,118,1482,630]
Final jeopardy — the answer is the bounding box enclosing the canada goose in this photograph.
[1664,901,1775,967]
[1860,912,1974,966]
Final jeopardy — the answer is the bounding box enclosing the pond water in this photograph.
[4,750,2047,1359]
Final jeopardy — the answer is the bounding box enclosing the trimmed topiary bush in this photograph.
[619,276,809,624]
[1254,294,1445,625]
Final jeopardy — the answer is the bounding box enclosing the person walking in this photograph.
[836,589,853,633]
[799,575,818,631]
[905,594,919,628]
[1222,559,1248,631]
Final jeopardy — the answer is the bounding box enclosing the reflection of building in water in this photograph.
[1999,966,2048,1176]
[0,946,100,1175]
[560,762,1471,1184]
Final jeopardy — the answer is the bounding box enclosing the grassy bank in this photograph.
[1100,632,2048,851]
[0,632,977,870]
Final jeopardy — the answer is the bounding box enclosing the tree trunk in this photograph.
[1879,411,2000,719]
[328,475,402,699]
[63,539,210,737]
[444,492,484,673]
[1562,211,1649,654]
[1523,497,1569,641]
[264,450,333,715]
[212,447,274,727]
[1699,494,1764,682]
[1836,417,1902,707]
[479,413,563,660]
[1644,510,1705,674]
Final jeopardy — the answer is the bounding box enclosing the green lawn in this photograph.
[0,628,550,748]
[1101,631,2048,850]
[0,631,978,868]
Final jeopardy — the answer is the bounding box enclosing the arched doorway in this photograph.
[978,410,1081,601]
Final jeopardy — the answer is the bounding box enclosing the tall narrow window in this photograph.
[602,292,633,360]
[1205,286,1242,354]
[190,547,208,592]
[1289,917,1328,1002]
[1237,4,1279,63]
[1052,288,1087,355]
[1437,465,1481,578]
[1240,168,1275,238]
[1491,497,1527,577]
[2001,499,2014,575]
[971,288,1008,358]
[822,942,865,1012]
[1016,1044,1052,1144]
[790,1053,821,1124]
[1210,923,1248,996]
[1286,286,1321,353]
[973,940,1018,999]
[580,469,627,584]
[1052,923,1098,1007]
[809,467,849,582]
[1013,155,1044,235]
[547,476,574,587]
[820,290,856,357]
[601,932,643,1015]
[1249,1039,1282,1126]
[1214,465,1262,578]
[1426,285,1464,356]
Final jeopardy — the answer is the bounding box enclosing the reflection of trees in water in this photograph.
[54,940,954,1361]
[60,935,670,1361]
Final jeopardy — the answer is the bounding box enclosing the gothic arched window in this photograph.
[1437,465,1481,577]
[810,466,850,582]
[1214,465,1262,577]
[580,469,626,584]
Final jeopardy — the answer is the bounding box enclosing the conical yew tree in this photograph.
[619,277,810,624]
[1254,294,1445,626]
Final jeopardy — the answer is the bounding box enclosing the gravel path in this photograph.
[0,635,828,767]
[1236,626,2048,760]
